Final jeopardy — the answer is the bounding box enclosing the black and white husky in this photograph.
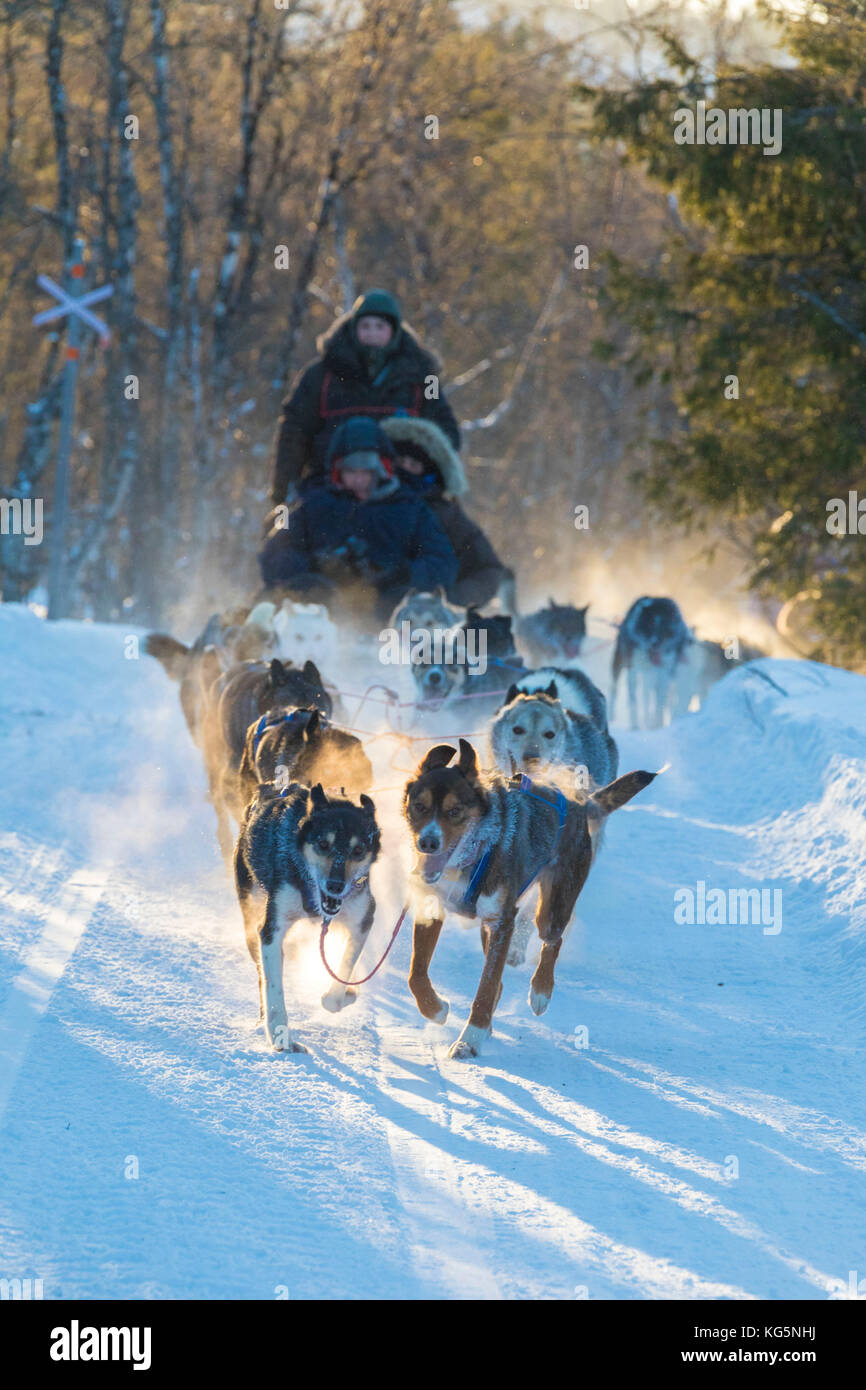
[234,783,381,1051]
[507,664,609,729]
[611,597,691,729]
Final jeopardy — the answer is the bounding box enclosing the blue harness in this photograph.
[462,775,569,912]
[487,654,529,676]
[252,710,327,796]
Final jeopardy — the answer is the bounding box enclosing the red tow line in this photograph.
[318,904,410,986]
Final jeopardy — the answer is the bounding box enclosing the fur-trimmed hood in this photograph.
[381,415,468,498]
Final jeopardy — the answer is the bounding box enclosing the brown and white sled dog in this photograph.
[402,739,655,1060]
[235,783,381,1051]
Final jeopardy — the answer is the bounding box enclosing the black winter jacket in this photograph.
[270,314,461,503]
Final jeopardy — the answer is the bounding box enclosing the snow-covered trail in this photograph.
[1,604,865,1300]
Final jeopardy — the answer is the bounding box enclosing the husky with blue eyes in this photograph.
[234,782,380,1051]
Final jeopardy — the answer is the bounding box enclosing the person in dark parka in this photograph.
[269,289,461,505]
[259,417,458,623]
[380,415,513,611]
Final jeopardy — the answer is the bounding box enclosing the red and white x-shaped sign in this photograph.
[32,275,114,344]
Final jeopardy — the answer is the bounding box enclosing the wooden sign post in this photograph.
[32,237,113,620]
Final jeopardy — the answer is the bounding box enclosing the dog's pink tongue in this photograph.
[419,850,451,883]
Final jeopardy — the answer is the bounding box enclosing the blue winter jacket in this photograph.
[260,483,458,597]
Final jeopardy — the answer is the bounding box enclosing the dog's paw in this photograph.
[447,1023,488,1060]
[411,984,449,1025]
[528,985,551,1016]
[321,987,358,1014]
[423,995,449,1025]
[430,999,449,1025]
[268,1021,307,1053]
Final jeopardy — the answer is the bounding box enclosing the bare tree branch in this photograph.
[460,271,567,432]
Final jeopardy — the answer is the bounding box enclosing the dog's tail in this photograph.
[145,632,190,679]
[587,769,655,823]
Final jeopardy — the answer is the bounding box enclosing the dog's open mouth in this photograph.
[420,683,447,704]
[418,848,453,884]
[320,892,342,918]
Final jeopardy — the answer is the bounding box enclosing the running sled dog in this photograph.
[515,598,589,666]
[389,586,462,638]
[204,656,332,861]
[235,783,381,1052]
[490,681,618,792]
[611,596,691,729]
[490,665,615,787]
[403,739,655,1059]
[236,706,372,817]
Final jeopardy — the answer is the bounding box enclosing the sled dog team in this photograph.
[147,592,757,1059]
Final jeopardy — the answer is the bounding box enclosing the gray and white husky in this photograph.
[610,596,692,729]
[491,664,616,968]
[411,608,526,714]
[515,599,589,666]
[389,586,463,636]
[490,682,618,792]
[234,783,381,1051]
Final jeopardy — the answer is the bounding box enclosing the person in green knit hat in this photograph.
[269,289,461,505]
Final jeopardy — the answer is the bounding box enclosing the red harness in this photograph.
[319,370,423,422]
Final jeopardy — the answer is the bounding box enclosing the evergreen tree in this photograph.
[587,0,866,666]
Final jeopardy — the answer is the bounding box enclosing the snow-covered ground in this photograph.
[1,602,865,1300]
